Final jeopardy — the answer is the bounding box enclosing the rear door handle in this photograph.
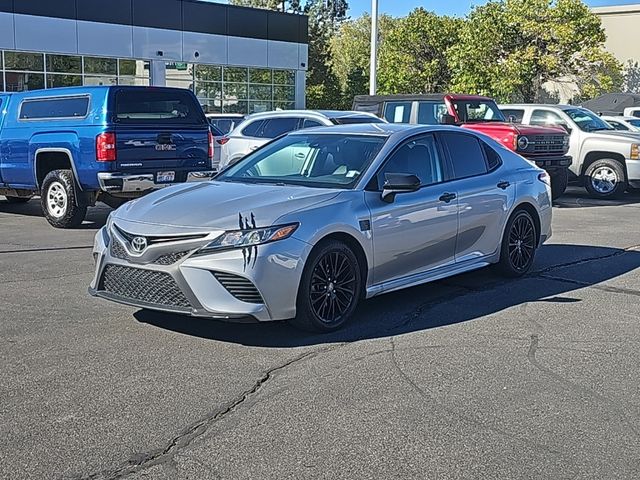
[439,192,457,203]
[497,181,511,190]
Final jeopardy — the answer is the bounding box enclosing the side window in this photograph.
[607,121,628,131]
[483,143,502,171]
[383,102,412,123]
[417,101,448,125]
[241,120,265,137]
[301,118,323,129]
[501,109,525,123]
[260,117,300,139]
[20,96,89,120]
[530,109,566,128]
[377,134,444,189]
[440,132,488,179]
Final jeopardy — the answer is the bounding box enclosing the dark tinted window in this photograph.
[209,124,224,136]
[209,118,238,134]
[633,111,640,119]
[20,96,89,120]
[501,109,525,123]
[440,132,488,179]
[114,89,205,125]
[530,109,566,128]
[417,101,447,125]
[384,102,411,123]
[483,144,502,171]
[607,120,628,131]
[260,117,300,138]
[333,116,386,125]
[377,135,444,189]
[301,118,323,129]
[241,120,265,137]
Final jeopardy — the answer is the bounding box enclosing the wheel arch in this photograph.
[35,148,81,191]
[580,151,627,178]
[506,201,542,247]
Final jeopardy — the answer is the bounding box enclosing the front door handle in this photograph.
[439,192,457,203]
[497,181,511,190]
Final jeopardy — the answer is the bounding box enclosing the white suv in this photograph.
[219,110,384,169]
[500,104,640,199]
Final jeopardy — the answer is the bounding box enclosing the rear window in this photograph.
[501,109,525,123]
[332,116,386,125]
[384,102,412,123]
[114,89,205,125]
[20,96,89,120]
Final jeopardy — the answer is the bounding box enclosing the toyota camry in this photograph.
[89,124,552,332]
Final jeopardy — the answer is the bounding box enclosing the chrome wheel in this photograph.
[508,214,535,272]
[590,166,618,194]
[309,251,357,324]
[46,181,68,218]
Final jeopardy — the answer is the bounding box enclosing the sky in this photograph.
[347,0,640,18]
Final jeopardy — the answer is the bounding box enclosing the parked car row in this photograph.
[353,94,640,200]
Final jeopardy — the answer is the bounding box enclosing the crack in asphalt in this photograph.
[527,334,640,441]
[75,349,333,480]
[539,274,640,298]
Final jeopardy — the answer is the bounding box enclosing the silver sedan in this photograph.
[89,124,552,332]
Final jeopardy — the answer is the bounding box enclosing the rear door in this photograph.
[111,88,209,174]
[438,131,514,263]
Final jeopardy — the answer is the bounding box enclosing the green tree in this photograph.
[448,0,623,102]
[623,60,640,93]
[378,8,461,94]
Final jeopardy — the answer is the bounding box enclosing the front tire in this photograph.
[550,168,568,200]
[40,169,87,228]
[497,210,538,277]
[584,159,627,199]
[4,196,31,204]
[290,241,362,333]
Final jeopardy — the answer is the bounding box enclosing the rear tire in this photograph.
[4,196,31,204]
[550,168,568,200]
[290,240,362,333]
[584,159,627,199]
[496,210,538,278]
[40,169,87,229]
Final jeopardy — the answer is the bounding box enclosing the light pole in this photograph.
[369,0,378,95]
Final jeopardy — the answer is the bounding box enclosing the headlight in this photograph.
[196,223,299,255]
[631,144,639,160]
[517,136,529,151]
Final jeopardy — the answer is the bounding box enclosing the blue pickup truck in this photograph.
[0,86,215,228]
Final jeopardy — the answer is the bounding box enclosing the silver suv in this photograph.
[219,110,385,169]
[500,104,640,199]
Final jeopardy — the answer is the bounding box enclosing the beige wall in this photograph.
[593,4,640,65]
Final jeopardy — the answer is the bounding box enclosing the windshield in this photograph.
[218,133,387,189]
[452,100,506,123]
[565,108,613,132]
[628,119,640,128]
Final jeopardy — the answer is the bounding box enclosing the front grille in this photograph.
[153,251,191,265]
[212,272,263,304]
[113,224,207,245]
[530,135,566,154]
[110,239,128,260]
[100,265,192,309]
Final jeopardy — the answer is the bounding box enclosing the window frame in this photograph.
[530,108,568,129]
[436,131,496,181]
[254,117,302,139]
[368,133,451,192]
[18,94,91,122]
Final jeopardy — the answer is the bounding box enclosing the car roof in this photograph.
[287,122,463,137]
[206,113,245,118]
[243,109,379,121]
[602,115,637,121]
[499,104,581,111]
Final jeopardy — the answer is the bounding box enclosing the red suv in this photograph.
[353,94,572,199]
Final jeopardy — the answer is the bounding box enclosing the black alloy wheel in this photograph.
[497,210,538,277]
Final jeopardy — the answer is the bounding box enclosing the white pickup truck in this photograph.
[500,104,640,199]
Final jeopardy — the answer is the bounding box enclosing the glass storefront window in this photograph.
[195,82,222,99]
[5,72,45,91]
[118,77,150,86]
[274,101,296,111]
[273,69,295,85]
[84,75,117,86]
[166,78,193,90]
[249,68,272,84]
[274,85,295,102]
[223,100,248,114]
[5,52,44,71]
[249,84,272,101]
[196,65,221,82]
[224,82,247,100]
[224,67,248,83]
[84,57,117,76]
[47,55,81,74]
[47,74,82,88]
[249,100,272,114]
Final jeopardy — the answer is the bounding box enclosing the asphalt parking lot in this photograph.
[1,188,640,480]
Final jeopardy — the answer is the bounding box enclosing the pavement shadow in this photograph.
[134,243,640,348]
[0,198,111,229]
[554,187,640,209]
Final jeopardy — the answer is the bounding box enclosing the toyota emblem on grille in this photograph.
[131,236,148,253]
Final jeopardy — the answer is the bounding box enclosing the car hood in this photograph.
[113,181,341,231]
[462,122,566,136]
[594,130,640,141]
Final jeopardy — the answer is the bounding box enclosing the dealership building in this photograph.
[0,0,309,113]
[593,3,640,66]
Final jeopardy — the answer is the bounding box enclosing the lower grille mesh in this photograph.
[100,265,192,309]
[212,272,263,304]
[153,251,191,265]
[110,239,128,260]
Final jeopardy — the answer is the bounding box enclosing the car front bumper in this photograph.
[627,158,640,185]
[527,155,572,171]
[88,222,312,322]
[97,171,217,196]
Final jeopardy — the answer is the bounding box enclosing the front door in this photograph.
[365,133,459,287]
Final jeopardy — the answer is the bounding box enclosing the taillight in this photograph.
[538,171,551,186]
[208,130,214,161]
[96,132,116,162]
[217,136,230,145]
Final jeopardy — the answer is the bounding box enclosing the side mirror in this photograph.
[559,124,572,135]
[381,173,421,202]
[440,113,457,125]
